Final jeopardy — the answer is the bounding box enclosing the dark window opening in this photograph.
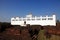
[37,19,40,20]
[24,21,26,25]
[42,18,46,20]
[48,18,53,20]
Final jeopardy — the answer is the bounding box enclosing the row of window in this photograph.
[12,18,53,21]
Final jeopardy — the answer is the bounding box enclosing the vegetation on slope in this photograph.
[0,21,60,40]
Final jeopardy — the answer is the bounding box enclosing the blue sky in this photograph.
[0,0,60,22]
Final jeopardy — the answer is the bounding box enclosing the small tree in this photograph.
[56,20,60,23]
[37,27,46,40]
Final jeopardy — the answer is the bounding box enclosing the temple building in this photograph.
[11,14,56,26]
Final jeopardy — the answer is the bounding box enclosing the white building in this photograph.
[11,14,56,26]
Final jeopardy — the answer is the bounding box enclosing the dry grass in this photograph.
[0,22,60,40]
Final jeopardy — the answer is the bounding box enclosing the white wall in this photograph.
[11,15,56,26]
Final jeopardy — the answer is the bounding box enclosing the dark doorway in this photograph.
[24,21,26,25]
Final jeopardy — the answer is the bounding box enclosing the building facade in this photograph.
[11,14,56,26]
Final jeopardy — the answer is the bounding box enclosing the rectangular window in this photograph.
[12,20,15,21]
[16,19,18,21]
[27,19,30,21]
[42,18,46,20]
[48,18,53,20]
[37,18,41,20]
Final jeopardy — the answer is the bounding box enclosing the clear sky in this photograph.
[0,0,60,22]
